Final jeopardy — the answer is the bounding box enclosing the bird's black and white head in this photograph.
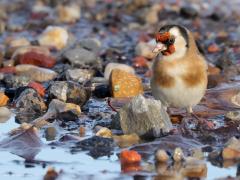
[153,24,189,60]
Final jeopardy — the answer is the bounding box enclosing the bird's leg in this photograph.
[187,107,214,129]
[187,107,201,121]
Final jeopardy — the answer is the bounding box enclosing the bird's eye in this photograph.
[168,37,175,44]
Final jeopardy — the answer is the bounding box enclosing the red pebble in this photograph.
[0,67,16,74]
[120,150,141,165]
[19,51,56,68]
[28,82,45,97]
[208,44,220,53]
[138,33,151,42]
[133,56,148,68]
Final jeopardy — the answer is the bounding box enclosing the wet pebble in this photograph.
[173,147,184,162]
[0,107,11,123]
[118,95,172,138]
[3,74,31,88]
[38,26,69,50]
[79,38,101,54]
[93,84,111,98]
[113,133,140,148]
[104,62,135,80]
[28,82,45,97]
[180,5,199,19]
[120,150,141,165]
[18,51,56,68]
[45,126,57,141]
[155,149,169,163]
[43,167,59,180]
[0,92,9,106]
[14,88,47,114]
[49,81,91,106]
[96,127,112,138]
[57,3,81,23]
[15,64,58,82]
[222,137,240,160]
[110,69,143,98]
[66,69,94,83]
[63,47,99,67]
[181,158,207,178]
[72,136,115,158]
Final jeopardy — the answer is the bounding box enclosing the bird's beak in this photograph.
[152,42,166,53]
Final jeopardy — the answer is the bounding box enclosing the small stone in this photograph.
[15,64,58,82]
[118,95,172,138]
[93,84,111,98]
[14,88,47,116]
[49,81,91,106]
[8,37,30,48]
[173,147,184,162]
[225,111,240,121]
[79,126,85,137]
[180,5,198,19]
[43,167,58,180]
[79,38,101,53]
[96,127,112,138]
[207,74,226,89]
[222,137,240,160]
[0,107,11,123]
[12,46,51,62]
[2,59,15,67]
[72,136,114,158]
[113,134,140,148]
[104,63,135,80]
[208,44,220,53]
[135,41,156,59]
[145,4,162,24]
[110,69,143,98]
[3,74,31,88]
[33,99,81,127]
[155,149,169,163]
[63,47,98,67]
[207,64,221,75]
[38,26,68,50]
[0,92,9,106]
[120,150,141,165]
[28,82,45,97]
[66,69,94,83]
[57,4,81,23]
[231,92,240,107]
[191,149,204,160]
[181,158,207,178]
[133,56,148,68]
[18,51,56,68]
[49,81,68,102]
[45,126,57,141]
[0,67,16,74]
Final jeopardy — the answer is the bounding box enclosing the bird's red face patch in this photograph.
[155,32,170,42]
[155,32,176,56]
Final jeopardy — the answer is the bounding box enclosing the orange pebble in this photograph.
[28,82,45,97]
[133,56,148,68]
[120,150,142,165]
[208,44,219,53]
[0,92,9,106]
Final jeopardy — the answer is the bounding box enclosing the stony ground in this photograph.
[0,0,240,180]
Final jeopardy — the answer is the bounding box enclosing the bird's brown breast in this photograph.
[153,54,207,88]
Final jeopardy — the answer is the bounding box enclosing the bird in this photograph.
[151,24,208,117]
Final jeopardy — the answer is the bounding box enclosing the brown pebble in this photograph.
[155,149,169,163]
[79,126,85,137]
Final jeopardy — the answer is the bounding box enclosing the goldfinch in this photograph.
[151,24,208,114]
